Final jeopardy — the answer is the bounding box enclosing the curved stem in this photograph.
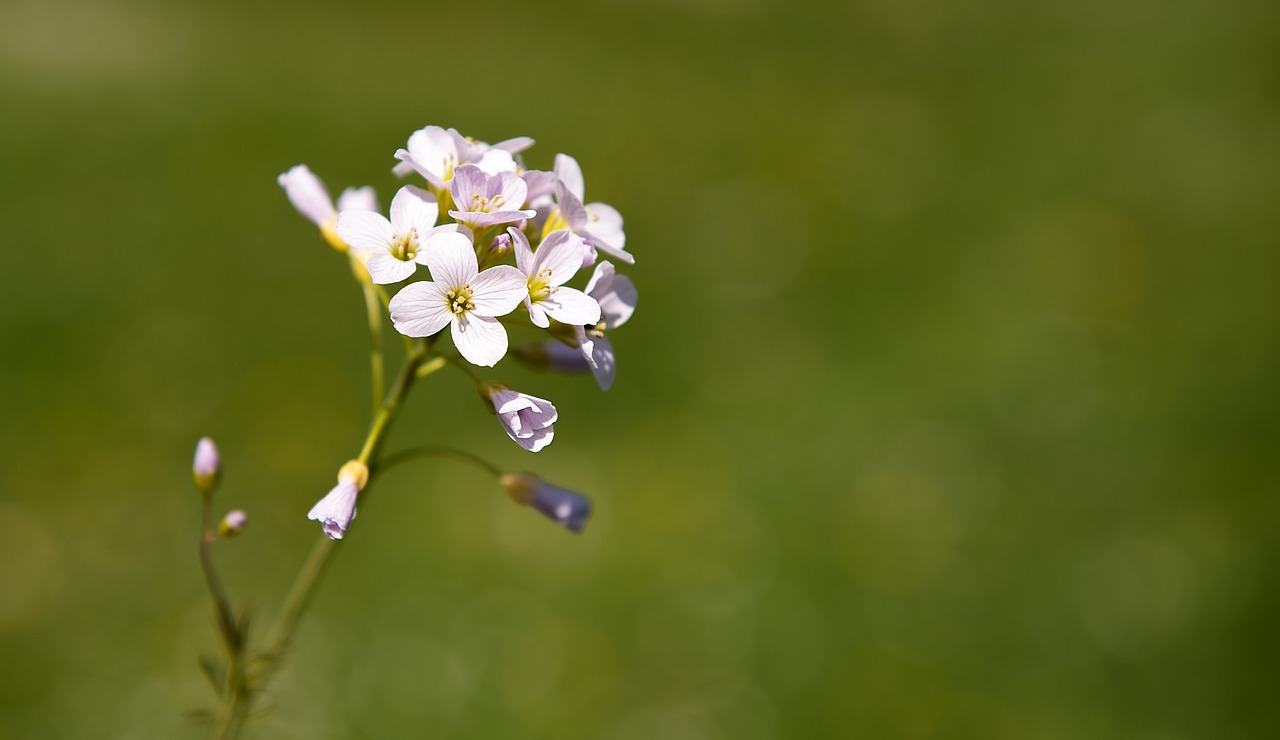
[376,445,502,478]
[360,280,385,416]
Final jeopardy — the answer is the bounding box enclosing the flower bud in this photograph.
[307,460,369,540]
[193,437,221,495]
[500,472,591,533]
[218,509,248,537]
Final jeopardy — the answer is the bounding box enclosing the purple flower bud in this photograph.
[500,473,592,533]
[193,437,221,495]
[218,509,247,537]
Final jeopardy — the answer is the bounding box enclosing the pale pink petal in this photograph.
[365,251,419,285]
[599,273,637,329]
[278,165,335,226]
[469,265,529,317]
[335,210,393,253]
[534,230,587,286]
[509,227,535,275]
[336,186,378,212]
[476,149,517,175]
[522,170,557,204]
[449,164,488,209]
[421,231,477,289]
[554,153,585,201]
[584,260,614,296]
[389,281,452,337]
[493,136,534,154]
[448,208,536,228]
[497,172,529,211]
[584,202,632,263]
[451,313,509,367]
[584,331,616,391]
[401,126,456,188]
[555,179,590,232]
[307,481,358,540]
[389,185,438,235]
[542,287,601,327]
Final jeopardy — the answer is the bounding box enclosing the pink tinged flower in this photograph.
[552,154,633,264]
[308,461,368,540]
[193,437,221,494]
[278,165,379,250]
[513,340,594,373]
[510,228,602,329]
[447,165,536,229]
[500,472,592,533]
[394,126,530,182]
[489,387,558,452]
[575,261,637,391]
[387,231,528,367]
[336,186,439,284]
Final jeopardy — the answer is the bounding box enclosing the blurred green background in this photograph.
[2,0,1278,737]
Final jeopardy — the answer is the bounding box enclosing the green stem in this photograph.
[360,280,385,416]
[376,445,502,478]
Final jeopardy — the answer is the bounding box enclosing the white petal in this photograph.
[586,332,616,391]
[278,165,335,226]
[335,210,393,253]
[366,252,418,284]
[509,227,535,275]
[555,180,589,232]
[389,185,438,235]
[527,298,550,328]
[421,230,477,289]
[336,186,378,212]
[534,230,587,286]
[584,261,614,296]
[476,149,517,175]
[404,126,455,187]
[586,202,625,248]
[469,265,528,317]
[554,153,585,201]
[389,282,451,337]
[599,273,637,329]
[451,314,508,367]
[497,172,530,211]
[493,136,535,154]
[516,425,553,452]
[542,288,602,327]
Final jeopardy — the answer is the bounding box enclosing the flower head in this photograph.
[500,472,592,532]
[336,186,441,284]
[278,164,378,251]
[307,460,369,540]
[393,126,531,186]
[193,437,220,495]
[388,231,528,367]
[485,384,558,452]
[549,154,633,265]
[510,227,601,329]
[574,261,638,391]
[447,165,536,229]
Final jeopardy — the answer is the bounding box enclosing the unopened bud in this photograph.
[193,437,221,495]
[500,472,591,533]
[218,509,247,537]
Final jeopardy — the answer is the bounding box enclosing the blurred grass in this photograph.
[2,0,1279,737]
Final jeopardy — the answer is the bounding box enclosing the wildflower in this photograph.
[447,165,536,229]
[574,261,637,391]
[510,227,601,329]
[336,186,440,284]
[193,437,221,495]
[218,510,247,537]
[500,472,591,532]
[393,126,531,186]
[549,153,633,264]
[307,460,369,540]
[484,383,557,452]
[388,231,528,367]
[277,165,378,251]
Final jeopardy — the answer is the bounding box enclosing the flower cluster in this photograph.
[279,125,637,537]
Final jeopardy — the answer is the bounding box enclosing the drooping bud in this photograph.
[500,472,591,532]
[307,460,370,540]
[218,509,248,538]
[193,437,221,495]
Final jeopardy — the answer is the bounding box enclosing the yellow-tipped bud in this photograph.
[218,509,247,538]
[337,460,369,490]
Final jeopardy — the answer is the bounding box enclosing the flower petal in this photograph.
[365,251,418,284]
[476,149,517,175]
[469,265,528,317]
[278,165,335,226]
[389,185,438,235]
[497,172,530,211]
[451,313,508,367]
[336,185,378,212]
[509,227,534,275]
[335,210,393,253]
[389,281,451,337]
[542,287,602,327]
[534,230,587,286]
[449,164,488,210]
[554,153,585,201]
[421,230,477,289]
[599,272,637,329]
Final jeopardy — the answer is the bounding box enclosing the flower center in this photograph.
[528,268,555,301]
[390,228,419,261]
[446,285,476,315]
[441,154,457,181]
[470,193,507,213]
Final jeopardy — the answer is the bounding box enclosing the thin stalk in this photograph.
[360,280,385,415]
[376,445,502,478]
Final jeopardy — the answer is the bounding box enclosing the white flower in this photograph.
[489,386,557,452]
[552,153,633,265]
[393,126,530,186]
[277,164,378,250]
[574,261,637,391]
[447,165,536,229]
[510,227,601,329]
[388,231,528,367]
[307,461,368,540]
[336,186,440,284]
